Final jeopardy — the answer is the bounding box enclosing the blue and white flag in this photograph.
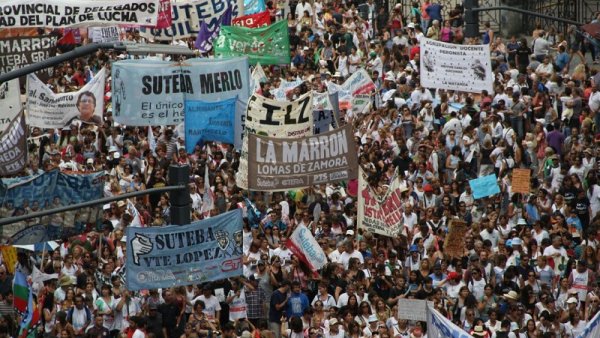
[244,0,266,15]
[126,209,243,290]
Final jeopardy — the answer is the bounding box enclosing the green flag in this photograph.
[214,20,290,65]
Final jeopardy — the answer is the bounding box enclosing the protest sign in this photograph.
[427,303,474,338]
[272,79,304,101]
[26,68,106,128]
[397,299,432,321]
[469,174,500,199]
[185,97,237,151]
[126,209,243,290]
[154,0,172,28]
[511,168,531,194]
[88,26,121,42]
[232,10,270,28]
[111,57,250,133]
[327,69,375,109]
[0,171,105,243]
[313,110,334,134]
[313,92,333,111]
[420,37,493,94]
[287,224,327,271]
[0,246,17,274]
[352,95,372,115]
[244,0,266,15]
[139,0,233,41]
[215,20,290,65]
[236,92,314,189]
[0,80,22,133]
[357,169,404,237]
[247,125,357,191]
[0,0,160,28]
[0,112,27,176]
[0,35,58,84]
[444,220,469,259]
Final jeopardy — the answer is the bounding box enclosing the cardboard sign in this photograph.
[444,220,469,259]
[511,168,531,194]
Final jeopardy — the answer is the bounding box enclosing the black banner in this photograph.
[0,35,58,84]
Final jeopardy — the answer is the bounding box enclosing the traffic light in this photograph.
[464,0,480,38]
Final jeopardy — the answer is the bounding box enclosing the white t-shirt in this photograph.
[340,250,364,269]
[132,328,145,338]
[192,295,221,321]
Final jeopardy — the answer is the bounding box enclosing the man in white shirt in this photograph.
[272,237,293,265]
[339,240,364,269]
[192,286,222,324]
[479,219,500,247]
[295,0,312,20]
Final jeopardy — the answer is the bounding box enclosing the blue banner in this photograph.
[125,209,244,290]
[185,97,237,152]
[0,170,105,243]
[469,174,500,199]
[244,0,266,15]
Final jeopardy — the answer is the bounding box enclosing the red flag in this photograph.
[57,30,75,45]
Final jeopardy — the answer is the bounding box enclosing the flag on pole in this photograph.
[14,271,41,338]
[13,271,29,315]
[147,127,157,157]
[200,165,215,217]
[222,5,233,26]
[286,224,327,272]
[127,199,145,227]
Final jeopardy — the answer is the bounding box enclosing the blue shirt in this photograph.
[556,52,569,71]
[286,292,309,318]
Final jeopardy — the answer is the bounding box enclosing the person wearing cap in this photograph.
[361,314,379,337]
[506,237,524,267]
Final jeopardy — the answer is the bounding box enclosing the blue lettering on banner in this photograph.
[428,304,474,338]
[298,227,325,264]
[185,97,237,152]
[125,209,244,290]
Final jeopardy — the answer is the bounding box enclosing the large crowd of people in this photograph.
[4,0,600,338]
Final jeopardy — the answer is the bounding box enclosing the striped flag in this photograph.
[13,271,28,315]
[286,224,327,272]
[14,271,41,338]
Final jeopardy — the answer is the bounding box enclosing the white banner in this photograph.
[397,299,433,321]
[88,26,121,43]
[26,68,106,128]
[357,168,403,237]
[139,0,232,41]
[420,38,493,94]
[0,0,160,28]
[272,78,304,101]
[326,69,375,109]
[427,303,474,338]
[0,80,22,132]
[287,224,327,271]
[313,92,333,111]
[237,92,314,189]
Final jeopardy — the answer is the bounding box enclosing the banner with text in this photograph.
[0,171,105,243]
[139,0,235,41]
[236,92,314,189]
[313,110,334,134]
[0,80,22,133]
[231,10,270,28]
[357,169,403,237]
[326,69,375,109]
[419,38,493,94]
[287,224,327,271]
[112,58,249,146]
[0,35,58,84]
[185,97,237,151]
[243,0,265,15]
[126,209,243,290]
[247,125,357,191]
[427,304,474,338]
[26,68,106,128]
[0,112,27,176]
[215,20,290,65]
[0,0,160,28]
[88,26,121,42]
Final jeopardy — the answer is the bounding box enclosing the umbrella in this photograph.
[13,241,59,252]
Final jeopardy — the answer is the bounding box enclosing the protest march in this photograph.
[4,0,600,338]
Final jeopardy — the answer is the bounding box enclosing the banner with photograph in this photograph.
[185,97,237,151]
[427,303,474,338]
[232,10,270,28]
[0,0,160,28]
[88,26,121,42]
[26,68,106,128]
[0,171,105,243]
[326,69,375,109]
[236,92,314,189]
[0,35,58,83]
[112,58,249,145]
[126,209,243,290]
[287,224,327,272]
[0,112,27,176]
[0,80,22,133]
[139,0,235,41]
[215,20,290,65]
[357,169,403,237]
[247,125,357,191]
[419,38,493,94]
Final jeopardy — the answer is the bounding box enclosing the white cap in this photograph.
[108,146,118,153]
[511,237,522,246]
[114,152,121,159]
[566,297,578,304]
[346,230,354,236]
